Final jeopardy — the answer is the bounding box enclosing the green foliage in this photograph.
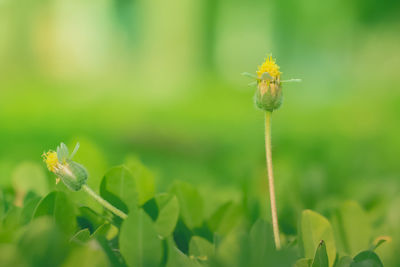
[312,241,329,267]
[154,193,179,238]
[189,236,214,261]
[0,152,391,266]
[208,201,243,236]
[170,181,204,229]
[33,191,77,236]
[352,251,383,267]
[125,156,155,206]
[120,209,162,267]
[100,166,138,213]
[300,210,336,267]
[18,217,70,267]
[333,201,372,257]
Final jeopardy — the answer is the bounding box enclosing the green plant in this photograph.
[43,143,128,220]
[0,142,393,266]
[243,55,301,249]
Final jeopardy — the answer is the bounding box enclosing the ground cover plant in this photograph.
[0,141,392,267]
[0,55,397,267]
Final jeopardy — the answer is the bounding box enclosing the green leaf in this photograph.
[100,166,138,213]
[208,201,243,236]
[120,209,162,267]
[62,244,109,267]
[335,201,372,256]
[170,181,204,229]
[370,236,391,251]
[300,210,336,267]
[336,256,353,267]
[249,219,274,265]
[166,237,201,267]
[0,190,5,219]
[0,206,21,243]
[18,217,70,267]
[351,251,383,267]
[125,156,156,206]
[210,229,246,267]
[248,219,297,267]
[33,191,77,235]
[19,195,41,225]
[76,206,105,234]
[70,228,91,244]
[296,258,312,267]
[189,236,214,261]
[312,241,329,267]
[154,193,179,238]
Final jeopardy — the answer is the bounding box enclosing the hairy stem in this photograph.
[265,111,281,249]
[82,185,128,220]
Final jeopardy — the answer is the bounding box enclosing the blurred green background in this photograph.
[1,0,400,239]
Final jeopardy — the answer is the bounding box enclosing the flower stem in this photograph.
[264,111,281,249]
[82,184,128,220]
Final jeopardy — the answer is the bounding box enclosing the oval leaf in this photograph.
[189,236,214,261]
[155,193,179,238]
[336,201,372,256]
[170,181,204,229]
[351,250,383,267]
[100,166,138,213]
[312,241,329,267]
[300,210,336,267]
[120,209,162,267]
[125,156,156,206]
[33,191,77,235]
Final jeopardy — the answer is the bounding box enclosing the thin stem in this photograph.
[82,185,128,220]
[264,111,281,249]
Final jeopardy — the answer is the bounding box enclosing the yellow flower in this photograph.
[43,151,59,173]
[257,55,281,79]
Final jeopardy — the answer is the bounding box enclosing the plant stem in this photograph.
[82,184,128,220]
[264,111,281,249]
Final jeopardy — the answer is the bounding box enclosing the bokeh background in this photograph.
[1,0,400,248]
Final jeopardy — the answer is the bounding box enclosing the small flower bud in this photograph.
[254,55,283,112]
[255,79,282,112]
[42,143,88,191]
[243,54,300,112]
[54,160,88,191]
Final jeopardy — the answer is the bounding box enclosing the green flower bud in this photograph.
[243,55,300,112]
[255,79,282,112]
[43,142,88,191]
[54,159,88,191]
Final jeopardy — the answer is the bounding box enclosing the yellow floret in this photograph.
[43,151,59,172]
[257,55,281,79]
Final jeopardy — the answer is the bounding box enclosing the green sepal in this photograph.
[255,82,283,112]
[281,79,302,83]
[241,72,258,79]
[56,160,88,191]
[57,143,69,163]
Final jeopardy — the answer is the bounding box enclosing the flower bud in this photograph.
[243,54,300,112]
[255,79,282,112]
[54,160,88,191]
[43,143,88,191]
